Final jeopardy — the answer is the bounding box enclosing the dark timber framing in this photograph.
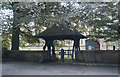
[34,25,86,60]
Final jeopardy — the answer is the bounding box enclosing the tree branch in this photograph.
[7,0,13,6]
[20,30,34,38]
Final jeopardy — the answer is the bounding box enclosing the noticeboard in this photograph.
[86,42,94,50]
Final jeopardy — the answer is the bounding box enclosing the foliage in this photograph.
[0,3,12,49]
[1,2,119,49]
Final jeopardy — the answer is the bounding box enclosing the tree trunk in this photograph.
[11,2,19,50]
[11,27,19,50]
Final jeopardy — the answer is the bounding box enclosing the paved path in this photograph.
[2,61,119,75]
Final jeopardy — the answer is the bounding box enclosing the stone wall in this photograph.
[2,50,48,62]
[2,50,120,64]
[77,50,120,64]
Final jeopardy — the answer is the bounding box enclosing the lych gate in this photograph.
[34,25,86,61]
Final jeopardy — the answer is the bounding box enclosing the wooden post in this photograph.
[52,43,56,58]
[61,48,64,62]
[75,47,78,60]
[74,39,80,61]
[42,43,47,60]
[72,48,74,60]
[42,50,44,60]
[47,45,51,59]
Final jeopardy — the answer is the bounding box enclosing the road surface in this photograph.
[2,61,119,75]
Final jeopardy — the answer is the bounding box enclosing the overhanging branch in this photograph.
[20,30,33,38]
[20,30,40,43]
